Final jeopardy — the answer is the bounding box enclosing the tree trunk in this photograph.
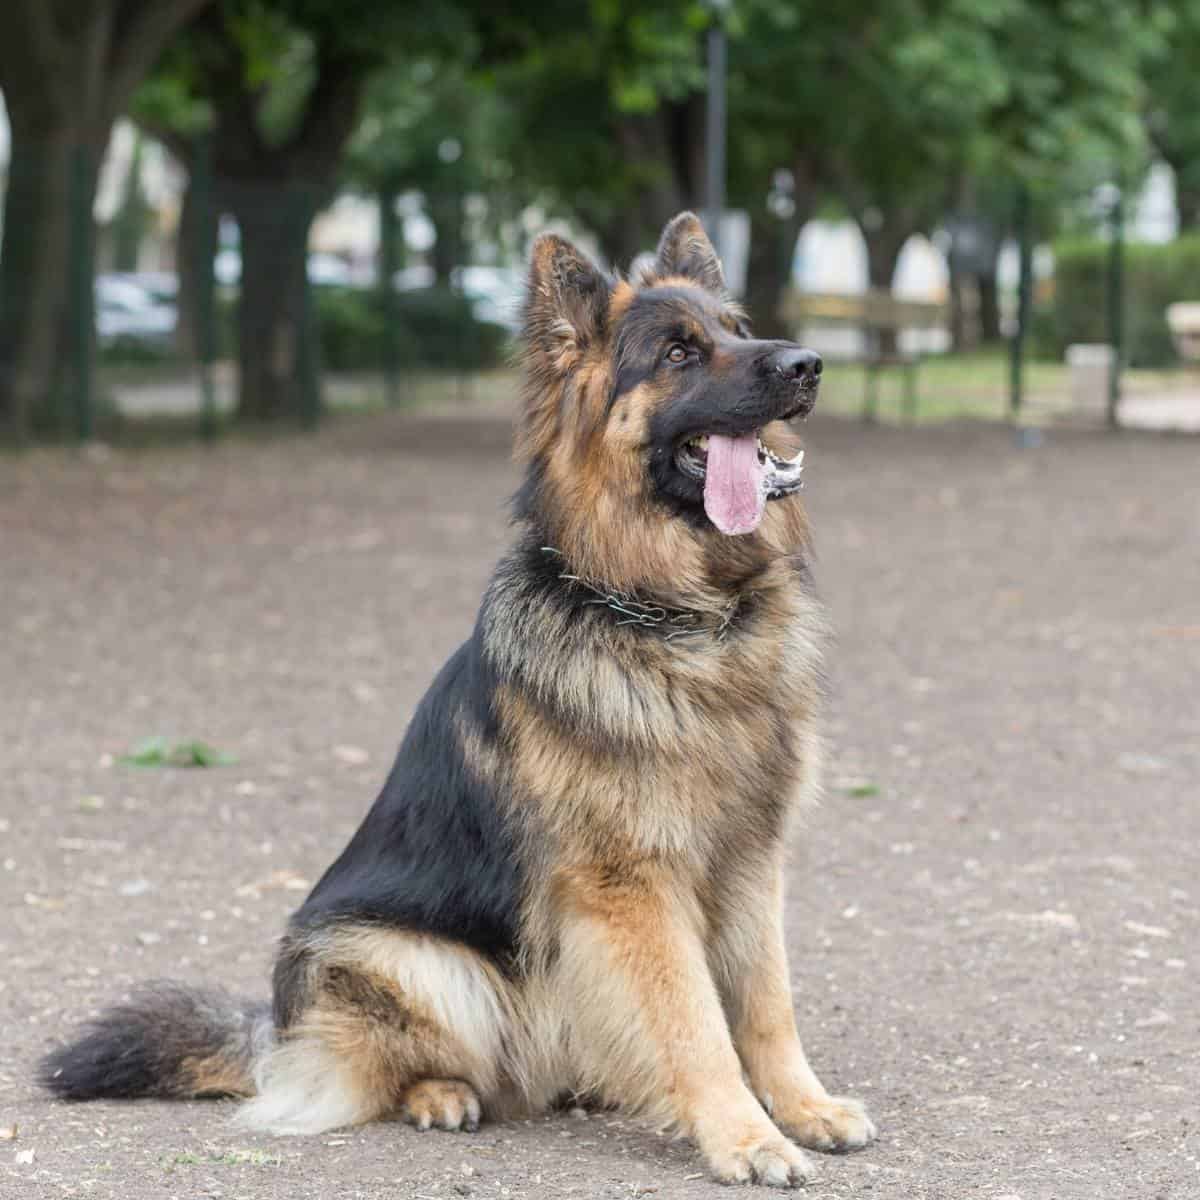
[947,258,964,352]
[592,213,642,271]
[861,221,910,356]
[743,163,817,338]
[744,210,803,339]
[0,0,215,440]
[0,116,75,439]
[977,270,1001,343]
[863,224,908,291]
[616,112,688,252]
[174,174,199,358]
[1177,182,1200,233]
[227,182,317,421]
[205,46,366,422]
[111,131,148,272]
[429,188,461,285]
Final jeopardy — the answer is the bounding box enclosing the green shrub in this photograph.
[1048,234,1200,366]
[315,287,392,371]
[165,285,509,374]
[315,286,508,371]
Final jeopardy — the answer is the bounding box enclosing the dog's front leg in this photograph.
[727,861,877,1153]
[555,863,816,1188]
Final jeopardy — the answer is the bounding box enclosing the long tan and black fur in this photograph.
[41,214,876,1187]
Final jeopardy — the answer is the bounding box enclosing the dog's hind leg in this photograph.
[239,926,516,1136]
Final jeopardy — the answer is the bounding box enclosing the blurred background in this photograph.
[2,0,1200,444]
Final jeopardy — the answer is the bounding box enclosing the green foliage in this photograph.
[1043,235,1200,367]
[471,0,710,258]
[1144,1,1200,226]
[844,781,880,799]
[316,287,508,371]
[734,0,1152,226]
[120,737,237,768]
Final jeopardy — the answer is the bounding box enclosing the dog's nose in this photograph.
[773,347,822,384]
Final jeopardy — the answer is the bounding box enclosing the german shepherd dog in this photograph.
[41,214,875,1187]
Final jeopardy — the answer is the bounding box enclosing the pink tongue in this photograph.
[703,433,767,535]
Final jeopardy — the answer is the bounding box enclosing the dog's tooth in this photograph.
[697,435,709,451]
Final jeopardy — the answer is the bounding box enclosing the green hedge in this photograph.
[1045,234,1200,367]
[316,286,509,372]
[101,285,510,372]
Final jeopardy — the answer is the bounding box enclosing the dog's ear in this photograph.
[523,234,612,362]
[653,211,724,293]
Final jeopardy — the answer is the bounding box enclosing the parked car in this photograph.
[95,275,177,348]
[452,266,523,333]
[212,250,360,288]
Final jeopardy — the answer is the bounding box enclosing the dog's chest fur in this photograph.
[481,545,826,870]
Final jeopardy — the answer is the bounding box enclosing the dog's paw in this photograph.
[400,1079,482,1132]
[772,1094,876,1152]
[708,1130,817,1188]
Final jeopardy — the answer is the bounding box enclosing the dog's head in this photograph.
[517,213,817,600]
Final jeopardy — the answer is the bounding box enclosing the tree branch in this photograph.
[133,114,196,168]
[105,0,214,125]
[0,1,64,93]
[283,47,372,180]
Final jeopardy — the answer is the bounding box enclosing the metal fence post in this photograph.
[704,4,728,259]
[298,187,321,429]
[192,134,218,440]
[69,144,94,442]
[379,183,400,407]
[1106,185,1124,429]
[1008,184,1031,422]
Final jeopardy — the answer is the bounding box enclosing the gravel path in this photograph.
[2,404,1197,1199]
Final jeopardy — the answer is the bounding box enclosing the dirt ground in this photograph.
[1,402,1197,1200]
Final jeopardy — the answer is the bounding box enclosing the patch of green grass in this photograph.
[164,1146,279,1169]
[844,781,881,798]
[120,736,236,768]
[815,351,1055,424]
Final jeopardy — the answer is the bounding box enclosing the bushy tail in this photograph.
[39,983,272,1101]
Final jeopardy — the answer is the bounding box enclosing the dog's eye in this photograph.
[665,343,689,364]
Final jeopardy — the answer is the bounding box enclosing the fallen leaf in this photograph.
[1117,753,1170,775]
[1134,1009,1172,1028]
[1010,910,1079,932]
[235,869,311,898]
[1124,921,1170,939]
[120,738,236,768]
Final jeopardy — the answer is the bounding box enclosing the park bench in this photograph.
[1166,302,1200,363]
[779,289,949,421]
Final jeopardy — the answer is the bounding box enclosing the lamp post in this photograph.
[704,0,730,261]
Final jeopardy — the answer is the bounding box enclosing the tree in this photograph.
[1145,2,1200,231]
[130,54,216,356]
[347,57,510,284]
[478,0,707,267]
[199,3,373,421]
[110,132,153,273]
[142,0,466,421]
[0,0,213,440]
[731,0,1154,345]
[960,0,1154,342]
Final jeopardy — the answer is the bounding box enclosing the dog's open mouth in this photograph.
[675,430,805,536]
